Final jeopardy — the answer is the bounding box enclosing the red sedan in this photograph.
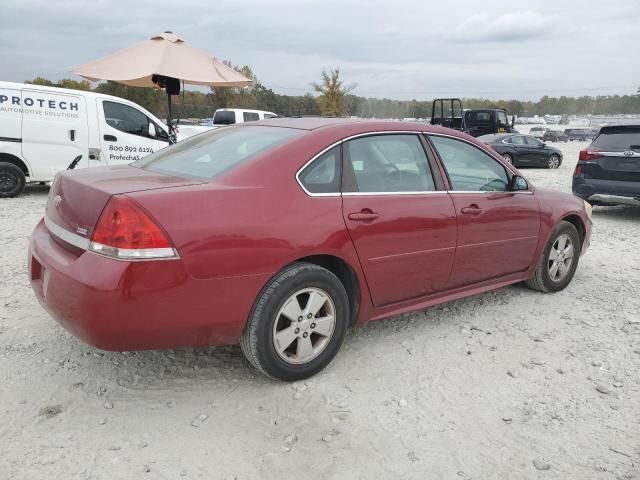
[29,118,592,380]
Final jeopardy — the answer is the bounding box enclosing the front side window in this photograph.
[134,126,303,180]
[343,135,435,193]
[298,146,340,194]
[103,101,155,138]
[243,112,260,122]
[497,111,509,126]
[429,136,510,192]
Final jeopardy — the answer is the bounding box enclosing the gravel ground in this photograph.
[1,136,639,480]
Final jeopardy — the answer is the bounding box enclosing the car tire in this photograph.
[0,162,26,198]
[547,154,561,169]
[241,262,349,381]
[502,153,513,165]
[525,221,581,293]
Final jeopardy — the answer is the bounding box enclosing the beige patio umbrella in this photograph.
[73,31,253,141]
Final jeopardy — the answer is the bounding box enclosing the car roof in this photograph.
[477,133,515,142]
[249,117,458,134]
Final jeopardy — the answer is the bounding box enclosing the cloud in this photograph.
[449,10,559,43]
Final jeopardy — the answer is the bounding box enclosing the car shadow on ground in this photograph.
[59,285,526,389]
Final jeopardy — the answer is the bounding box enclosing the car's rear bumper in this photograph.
[573,177,640,205]
[29,219,271,351]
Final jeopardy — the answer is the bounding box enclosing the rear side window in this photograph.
[134,126,303,180]
[243,112,260,122]
[213,111,236,125]
[298,146,341,194]
[591,127,640,150]
[264,113,277,119]
[429,136,509,192]
[343,135,435,193]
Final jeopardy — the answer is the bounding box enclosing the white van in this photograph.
[0,81,171,197]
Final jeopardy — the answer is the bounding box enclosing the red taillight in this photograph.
[574,165,583,175]
[579,149,603,161]
[89,195,177,259]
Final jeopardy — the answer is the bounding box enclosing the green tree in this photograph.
[311,68,355,117]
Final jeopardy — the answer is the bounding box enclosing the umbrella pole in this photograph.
[167,92,175,144]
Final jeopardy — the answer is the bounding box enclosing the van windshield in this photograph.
[133,126,303,180]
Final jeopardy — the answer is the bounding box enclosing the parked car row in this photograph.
[529,126,598,142]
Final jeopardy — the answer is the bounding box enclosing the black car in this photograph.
[564,128,592,141]
[573,125,640,206]
[478,133,563,168]
[543,130,569,142]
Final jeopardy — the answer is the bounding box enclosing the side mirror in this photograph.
[148,123,156,137]
[509,175,528,191]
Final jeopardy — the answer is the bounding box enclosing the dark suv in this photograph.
[543,130,568,142]
[573,125,640,206]
[564,128,593,141]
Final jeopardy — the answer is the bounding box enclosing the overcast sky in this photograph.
[2,0,639,100]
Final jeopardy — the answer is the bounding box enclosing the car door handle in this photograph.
[461,204,483,215]
[348,211,379,221]
[103,134,117,142]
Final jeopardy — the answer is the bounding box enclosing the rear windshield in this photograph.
[591,127,640,150]
[133,126,303,180]
[213,110,236,125]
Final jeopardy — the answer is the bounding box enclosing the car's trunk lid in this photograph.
[45,165,203,249]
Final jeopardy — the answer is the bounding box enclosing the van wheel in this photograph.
[241,262,349,381]
[0,163,26,198]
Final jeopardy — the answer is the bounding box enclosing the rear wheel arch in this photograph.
[0,153,30,177]
[295,255,361,326]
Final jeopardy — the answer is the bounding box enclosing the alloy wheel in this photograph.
[548,234,574,282]
[547,155,560,169]
[272,287,336,364]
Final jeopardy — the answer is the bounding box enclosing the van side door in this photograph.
[21,89,88,180]
[97,100,167,165]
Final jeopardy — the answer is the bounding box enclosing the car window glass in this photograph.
[263,113,277,119]
[213,111,236,125]
[243,112,260,122]
[429,136,509,192]
[502,136,513,144]
[497,111,509,125]
[299,146,340,194]
[524,136,543,146]
[343,135,435,193]
[103,101,154,138]
[134,126,303,181]
[591,127,640,149]
[510,136,526,145]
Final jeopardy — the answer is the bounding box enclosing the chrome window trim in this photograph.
[295,131,428,198]
[342,191,446,197]
[44,215,90,250]
[295,130,535,198]
[295,143,342,198]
